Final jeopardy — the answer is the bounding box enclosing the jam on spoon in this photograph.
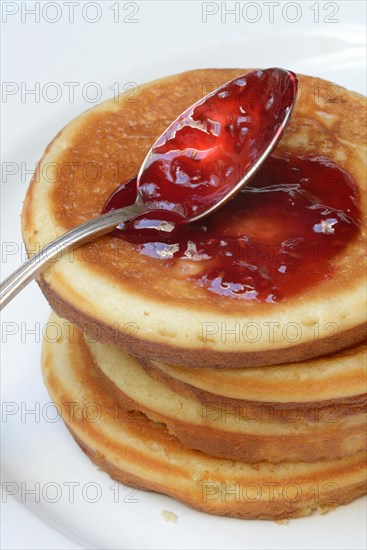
[104,67,299,232]
[137,68,298,221]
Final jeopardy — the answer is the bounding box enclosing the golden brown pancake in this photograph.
[23,70,367,367]
[83,337,366,463]
[143,342,367,403]
[41,313,367,520]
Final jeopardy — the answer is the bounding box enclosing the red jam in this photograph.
[138,68,297,220]
[103,154,361,302]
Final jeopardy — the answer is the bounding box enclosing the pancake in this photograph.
[41,312,367,520]
[83,337,366,463]
[142,342,367,404]
[22,70,367,368]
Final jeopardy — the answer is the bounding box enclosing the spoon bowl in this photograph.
[137,67,298,222]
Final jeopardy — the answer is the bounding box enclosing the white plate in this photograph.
[1,2,366,548]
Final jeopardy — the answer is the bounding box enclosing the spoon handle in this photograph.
[0,200,145,310]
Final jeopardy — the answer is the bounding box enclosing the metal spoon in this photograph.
[0,68,298,309]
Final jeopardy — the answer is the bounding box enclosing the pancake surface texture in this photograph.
[22,69,367,367]
[41,313,367,520]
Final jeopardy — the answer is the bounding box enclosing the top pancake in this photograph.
[22,69,367,367]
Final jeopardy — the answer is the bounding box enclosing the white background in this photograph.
[1,1,366,549]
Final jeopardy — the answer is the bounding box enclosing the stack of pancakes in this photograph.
[22,69,367,520]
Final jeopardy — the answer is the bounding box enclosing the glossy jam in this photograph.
[138,68,297,219]
[103,154,361,302]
